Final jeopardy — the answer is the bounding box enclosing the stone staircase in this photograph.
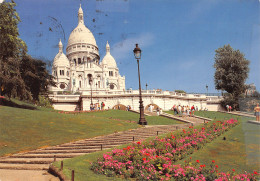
[0,124,190,171]
[160,112,212,125]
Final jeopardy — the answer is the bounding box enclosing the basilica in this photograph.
[50,5,125,93]
[49,5,221,112]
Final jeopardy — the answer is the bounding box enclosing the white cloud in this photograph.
[111,33,155,60]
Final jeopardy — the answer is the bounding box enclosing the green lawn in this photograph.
[175,114,260,173]
[54,111,260,180]
[87,110,182,125]
[0,102,180,156]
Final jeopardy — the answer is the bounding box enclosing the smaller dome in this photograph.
[101,41,117,68]
[53,53,70,68]
[53,40,70,67]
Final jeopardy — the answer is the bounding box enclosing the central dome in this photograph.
[67,5,97,48]
[67,23,97,47]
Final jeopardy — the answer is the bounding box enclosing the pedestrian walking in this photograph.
[254,103,260,121]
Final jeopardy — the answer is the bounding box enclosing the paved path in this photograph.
[218,111,255,118]
[160,112,212,125]
[0,123,191,181]
[0,170,59,181]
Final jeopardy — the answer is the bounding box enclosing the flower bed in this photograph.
[91,119,259,180]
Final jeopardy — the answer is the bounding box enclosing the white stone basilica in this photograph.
[50,5,125,93]
[49,5,222,112]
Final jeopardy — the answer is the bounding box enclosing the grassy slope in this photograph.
[0,106,139,156]
[174,111,260,173]
[56,111,260,180]
[0,103,180,156]
[86,110,182,125]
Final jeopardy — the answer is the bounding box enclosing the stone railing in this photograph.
[80,90,207,99]
[49,95,80,102]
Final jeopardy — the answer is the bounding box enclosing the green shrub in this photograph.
[37,95,53,108]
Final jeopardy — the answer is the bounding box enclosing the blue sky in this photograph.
[11,0,260,93]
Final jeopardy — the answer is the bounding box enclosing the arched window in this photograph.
[67,71,69,76]
[78,58,81,64]
[74,59,76,66]
[60,70,64,76]
[109,71,113,76]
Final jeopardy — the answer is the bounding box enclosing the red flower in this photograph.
[212,160,215,163]
[200,165,205,168]
[172,136,175,139]
[232,169,235,172]
[196,160,200,163]
[215,165,219,168]
[254,171,258,175]
[202,127,205,130]
[143,158,146,161]
[137,141,141,145]
[156,155,158,158]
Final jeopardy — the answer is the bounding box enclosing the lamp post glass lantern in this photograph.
[133,44,147,125]
[146,83,148,91]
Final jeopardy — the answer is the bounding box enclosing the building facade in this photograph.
[50,5,125,93]
[48,5,223,112]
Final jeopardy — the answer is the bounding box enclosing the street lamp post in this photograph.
[206,84,208,96]
[133,44,147,125]
[146,83,148,91]
[89,79,93,110]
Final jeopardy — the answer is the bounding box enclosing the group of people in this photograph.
[126,105,131,111]
[147,105,162,116]
[147,105,155,112]
[90,102,105,111]
[156,107,163,116]
[171,104,199,116]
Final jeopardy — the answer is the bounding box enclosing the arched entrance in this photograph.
[112,104,127,110]
[145,104,160,112]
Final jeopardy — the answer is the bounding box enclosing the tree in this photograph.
[0,1,28,99]
[0,1,55,101]
[20,55,56,100]
[214,44,250,110]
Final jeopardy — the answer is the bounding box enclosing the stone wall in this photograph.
[49,91,222,111]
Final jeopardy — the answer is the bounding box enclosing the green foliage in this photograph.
[175,90,186,94]
[214,45,250,110]
[0,2,55,101]
[0,1,29,99]
[37,95,53,108]
[20,55,55,100]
